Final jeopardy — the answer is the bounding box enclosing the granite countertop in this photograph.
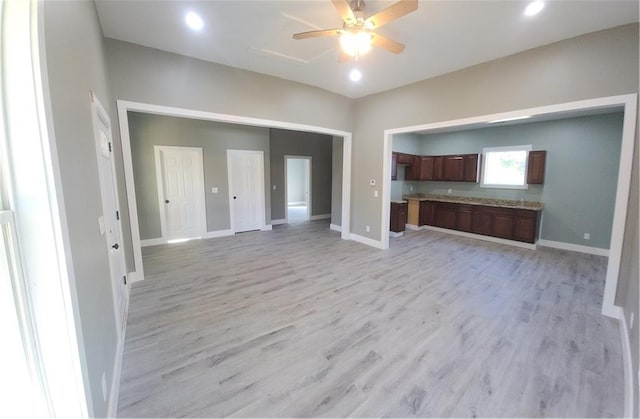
[390,199,408,204]
[402,193,544,211]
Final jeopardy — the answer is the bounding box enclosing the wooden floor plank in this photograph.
[117,220,623,417]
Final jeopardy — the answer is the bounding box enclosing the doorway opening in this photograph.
[285,156,311,223]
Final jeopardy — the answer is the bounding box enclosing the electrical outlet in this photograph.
[448,189,452,194]
[366,225,370,232]
[101,372,108,402]
[583,233,590,240]
[409,186,414,191]
[630,312,634,330]
[273,185,276,190]
[211,187,218,193]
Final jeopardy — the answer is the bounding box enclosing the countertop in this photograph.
[402,193,544,211]
[390,200,408,204]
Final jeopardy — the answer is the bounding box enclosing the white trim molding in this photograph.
[350,233,385,249]
[117,100,353,282]
[614,306,634,418]
[140,238,165,248]
[260,225,273,231]
[381,93,637,321]
[271,219,287,225]
[537,239,609,257]
[330,224,342,232]
[310,213,331,221]
[202,229,234,239]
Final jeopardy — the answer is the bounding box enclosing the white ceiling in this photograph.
[95,0,639,99]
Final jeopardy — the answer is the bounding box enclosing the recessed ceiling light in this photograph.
[488,115,531,123]
[524,1,544,16]
[349,69,362,82]
[185,12,204,31]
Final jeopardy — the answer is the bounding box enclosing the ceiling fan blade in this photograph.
[365,0,418,29]
[293,29,342,40]
[371,33,405,54]
[331,0,356,24]
[337,51,352,63]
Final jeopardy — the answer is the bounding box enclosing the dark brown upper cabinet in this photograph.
[418,156,435,180]
[463,154,480,182]
[396,152,415,165]
[527,150,547,184]
[404,155,419,181]
[443,155,465,181]
[433,156,444,180]
[391,152,398,180]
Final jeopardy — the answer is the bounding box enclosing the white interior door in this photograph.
[228,150,265,233]
[91,93,127,335]
[155,146,206,241]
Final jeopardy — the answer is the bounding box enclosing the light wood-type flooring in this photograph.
[118,220,623,417]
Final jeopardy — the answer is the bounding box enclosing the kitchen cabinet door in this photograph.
[404,156,419,181]
[443,156,464,181]
[433,156,444,180]
[418,156,434,180]
[527,150,547,184]
[391,153,398,180]
[390,202,408,233]
[514,210,537,243]
[419,201,436,226]
[435,203,457,229]
[472,210,492,236]
[397,153,414,164]
[463,154,479,182]
[457,205,473,232]
[493,212,515,239]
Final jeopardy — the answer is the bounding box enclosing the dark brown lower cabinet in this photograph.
[434,203,457,229]
[456,205,472,232]
[419,201,436,226]
[429,201,540,243]
[390,202,408,233]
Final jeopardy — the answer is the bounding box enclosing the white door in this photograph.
[91,93,127,335]
[155,146,206,241]
[228,150,266,233]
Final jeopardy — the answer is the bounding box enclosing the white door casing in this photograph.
[285,155,312,221]
[154,146,207,241]
[90,92,128,336]
[227,150,266,233]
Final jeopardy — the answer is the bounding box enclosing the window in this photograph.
[481,145,531,189]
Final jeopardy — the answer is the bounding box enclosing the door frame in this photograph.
[227,149,267,233]
[284,155,312,222]
[117,100,352,282]
[153,145,207,241]
[381,93,637,321]
[90,92,128,338]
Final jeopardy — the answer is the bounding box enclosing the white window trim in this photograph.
[480,144,532,190]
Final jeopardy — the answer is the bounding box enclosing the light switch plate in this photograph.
[211,187,219,193]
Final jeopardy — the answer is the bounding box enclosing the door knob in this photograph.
[112,243,119,250]
[165,199,170,203]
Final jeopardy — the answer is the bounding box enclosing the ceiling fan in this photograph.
[292,0,418,61]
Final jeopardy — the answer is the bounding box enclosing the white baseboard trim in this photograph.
[405,223,422,231]
[271,219,287,225]
[127,271,140,283]
[389,231,404,238]
[140,237,165,247]
[330,224,342,232]
[350,233,385,249]
[260,224,273,231]
[309,213,331,221]
[202,229,234,239]
[287,201,306,206]
[616,305,634,418]
[420,225,537,250]
[537,239,609,257]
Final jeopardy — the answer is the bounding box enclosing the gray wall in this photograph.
[353,24,639,241]
[332,137,343,226]
[104,38,354,272]
[128,112,271,239]
[269,129,333,220]
[400,113,623,249]
[286,159,307,204]
[42,0,118,416]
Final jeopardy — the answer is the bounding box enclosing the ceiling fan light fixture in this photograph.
[349,68,363,82]
[340,31,372,57]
